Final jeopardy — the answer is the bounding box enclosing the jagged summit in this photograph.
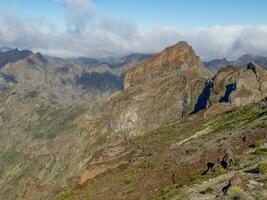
[161,41,190,51]
[0,48,33,68]
[124,41,211,89]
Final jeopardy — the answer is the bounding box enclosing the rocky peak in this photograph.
[25,52,47,66]
[247,62,266,79]
[95,41,212,135]
[0,48,33,68]
[195,63,267,113]
[124,41,211,89]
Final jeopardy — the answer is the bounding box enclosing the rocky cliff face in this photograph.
[124,41,211,88]
[194,63,267,113]
[211,63,267,106]
[98,41,212,135]
[84,44,267,136]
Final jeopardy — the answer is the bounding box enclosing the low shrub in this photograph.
[257,163,267,175]
[32,132,45,139]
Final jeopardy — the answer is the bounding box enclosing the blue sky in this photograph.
[1,0,267,29]
[96,0,267,29]
[0,0,267,59]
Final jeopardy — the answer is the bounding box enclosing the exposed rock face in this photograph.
[124,41,211,89]
[77,43,267,136]
[222,173,246,194]
[210,63,267,106]
[103,41,212,135]
[195,63,267,113]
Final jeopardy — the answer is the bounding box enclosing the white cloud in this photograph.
[57,0,95,32]
[1,10,267,60]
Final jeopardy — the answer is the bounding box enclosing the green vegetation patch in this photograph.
[228,186,244,196]
[122,176,134,185]
[32,131,45,139]
[2,151,21,166]
[55,165,69,180]
[253,148,267,155]
[212,104,265,132]
[35,105,50,117]
[257,163,267,175]
[0,169,4,179]
[46,131,57,139]
[24,90,39,99]
[27,104,86,140]
[55,192,76,200]
[203,187,214,194]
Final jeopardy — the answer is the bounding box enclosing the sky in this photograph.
[0,0,267,60]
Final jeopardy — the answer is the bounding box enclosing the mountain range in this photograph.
[204,54,267,74]
[0,49,153,103]
[0,42,267,200]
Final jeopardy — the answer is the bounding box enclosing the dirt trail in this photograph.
[176,126,212,147]
[80,161,129,184]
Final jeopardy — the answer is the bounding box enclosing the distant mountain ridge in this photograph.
[68,53,153,75]
[0,48,152,103]
[69,53,152,66]
[204,54,267,73]
[0,47,12,53]
[0,48,33,68]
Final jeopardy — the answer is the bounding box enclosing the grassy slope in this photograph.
[55,100,267,200]
[0,88,90,199]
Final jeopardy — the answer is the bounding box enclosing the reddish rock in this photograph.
[105,41,212,135]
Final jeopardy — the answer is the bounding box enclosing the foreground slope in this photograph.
[56,98,267,200]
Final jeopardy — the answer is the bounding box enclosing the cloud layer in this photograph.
[0,0,267,60]
[57,0,95,32]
